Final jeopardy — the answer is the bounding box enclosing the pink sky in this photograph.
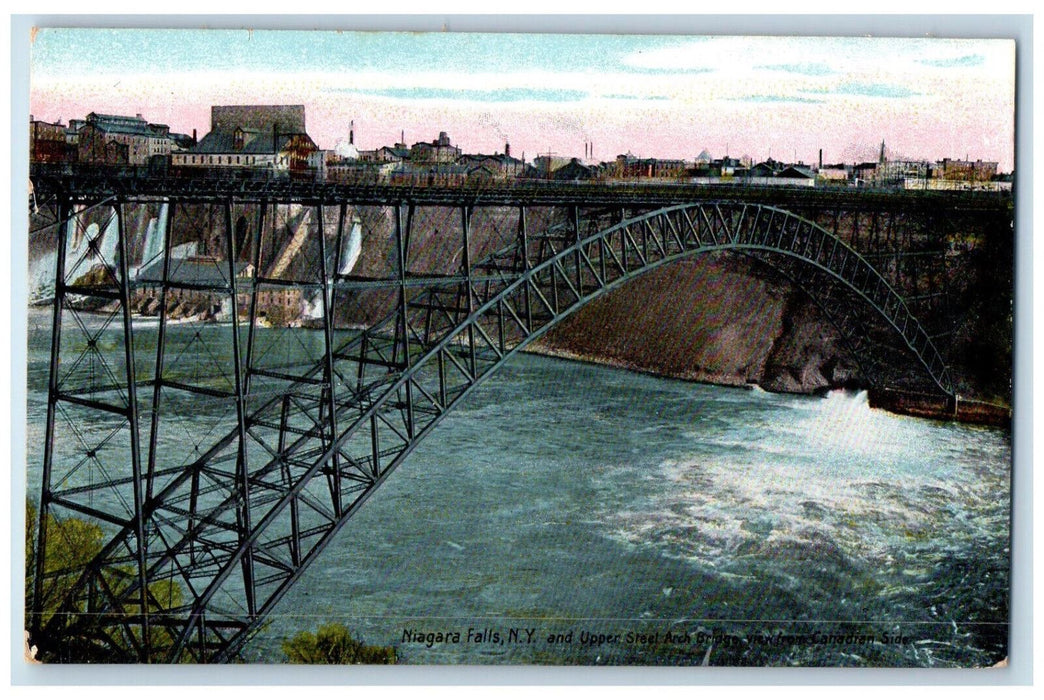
[30,31,1017,170]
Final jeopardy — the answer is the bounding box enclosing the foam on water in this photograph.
[23,339,1010,666]
[595,388,1009,576]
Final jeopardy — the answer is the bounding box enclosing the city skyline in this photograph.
[30,29,1016,170]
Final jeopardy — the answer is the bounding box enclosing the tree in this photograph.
[25,501,104,630]
[25,501,185,662]
[281,622,397,664]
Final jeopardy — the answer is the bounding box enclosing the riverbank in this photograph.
[523,340,1011,428]
[867,387,1011,428]
[523,339,752,389]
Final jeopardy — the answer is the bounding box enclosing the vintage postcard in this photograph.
[23,25,1015,668]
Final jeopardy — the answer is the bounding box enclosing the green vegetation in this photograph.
[25,501,104,630]
[281,622,397,664]
[26,503,391,664]
[25,501,185,662]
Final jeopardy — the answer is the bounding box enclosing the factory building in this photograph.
[76,112,176,166]
[173,105,318,174]
[29,116,71,163]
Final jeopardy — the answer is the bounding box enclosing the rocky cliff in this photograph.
[532,254,858,394]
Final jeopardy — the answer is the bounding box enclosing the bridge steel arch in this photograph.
[32,199,953,663]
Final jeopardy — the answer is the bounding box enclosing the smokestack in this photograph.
[819,149,823,170]
[505,142,510,158]
[401,129,405,145]
[192,128,197,144]
[350,119,354,145]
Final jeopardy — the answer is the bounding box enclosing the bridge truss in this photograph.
[28,182,958,662]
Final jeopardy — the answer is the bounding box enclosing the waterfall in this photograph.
[214,296,234,322]
[28,254,57,304]
[29,202,179,302]
[156,201,168,255]
[304,218,361,320]
[339,220,362,275]
[28,214,89,303]
[172,241,198,260]
[302,292,325,320]
[98,213,119,266]
[137,202,169,276]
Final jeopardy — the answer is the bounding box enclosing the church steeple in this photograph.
[879,140,887,164]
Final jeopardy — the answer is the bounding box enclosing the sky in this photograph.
[29,29,1017,171]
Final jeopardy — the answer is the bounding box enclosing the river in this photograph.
[24,308,1011,667]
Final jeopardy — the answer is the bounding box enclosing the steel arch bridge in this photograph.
[29,190,954,663]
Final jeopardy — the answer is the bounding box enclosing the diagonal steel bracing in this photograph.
[30,191,956,663]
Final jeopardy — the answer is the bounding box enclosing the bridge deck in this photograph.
[30,170,1012,211]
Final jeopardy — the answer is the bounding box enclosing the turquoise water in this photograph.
[25,309,1011,666]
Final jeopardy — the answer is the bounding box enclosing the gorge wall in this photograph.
[27,195,1012,404]
[532,255,858,394]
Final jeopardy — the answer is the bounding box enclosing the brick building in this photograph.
[76,112,174,166]
[410,132,461,164]
[933,158,999,183]
[29,117,71,163]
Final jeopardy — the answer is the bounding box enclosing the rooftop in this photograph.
[85,112,159,138]
[192,130,314,155]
